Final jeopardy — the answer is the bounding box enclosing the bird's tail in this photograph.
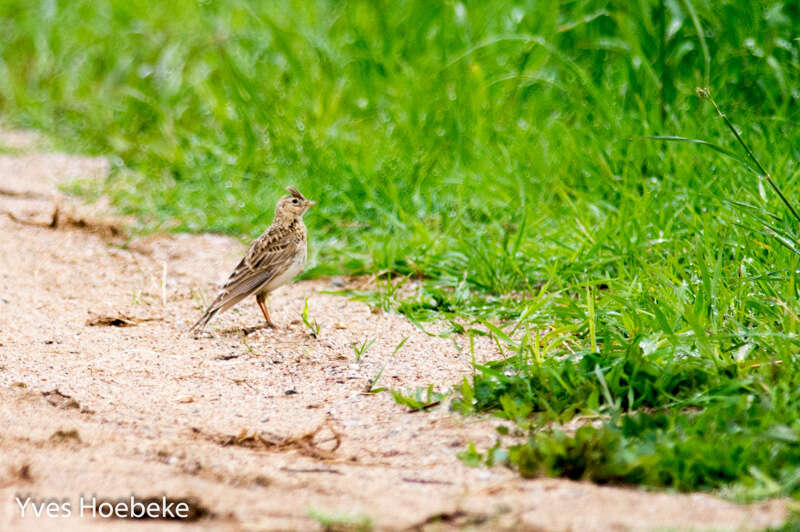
[189,287,249,333]
[189,306,220,333]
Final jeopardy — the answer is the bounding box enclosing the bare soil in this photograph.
[0,130,789,531]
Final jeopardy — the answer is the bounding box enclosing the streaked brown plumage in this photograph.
[190,186,316,332]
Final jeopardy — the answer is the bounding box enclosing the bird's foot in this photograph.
[240,322,277,335]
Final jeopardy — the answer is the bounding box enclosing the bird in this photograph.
[190,186,316,332]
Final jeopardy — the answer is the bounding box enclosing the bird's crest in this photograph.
[286,186,306,201]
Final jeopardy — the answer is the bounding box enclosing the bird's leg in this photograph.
[255,293,277,329]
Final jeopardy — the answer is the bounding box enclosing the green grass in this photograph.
[308,508,373,532]
[3,0,800,507]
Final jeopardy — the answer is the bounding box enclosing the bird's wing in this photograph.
[210,227,299,312]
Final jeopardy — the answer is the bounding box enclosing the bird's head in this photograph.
[275,186,316,221]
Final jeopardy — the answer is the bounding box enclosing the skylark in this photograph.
[190,186,316,332]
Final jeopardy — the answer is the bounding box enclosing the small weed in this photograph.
[457,443,483,467]
[364,338,407,393]
[352,338,375,362]
[307,509,373,532]
[130,289,142,306]
[392,385,446,412]
[458,441,508,468]
[239,331,255,355]
[391,337,408,357]
[301,298,321,338]
[364,366,386,394]
[191,288,208,314]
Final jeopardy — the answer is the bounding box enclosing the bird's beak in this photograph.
[306,200,317,207]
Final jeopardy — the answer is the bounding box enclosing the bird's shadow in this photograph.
[188,323,282,339]
[221,323,278,337]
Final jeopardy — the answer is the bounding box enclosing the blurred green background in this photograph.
[2,1,798,279]
[3,0,800,503]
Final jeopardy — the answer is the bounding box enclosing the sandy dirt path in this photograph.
[0,132,789,531]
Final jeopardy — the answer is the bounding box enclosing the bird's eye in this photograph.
[292,198,299,204]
